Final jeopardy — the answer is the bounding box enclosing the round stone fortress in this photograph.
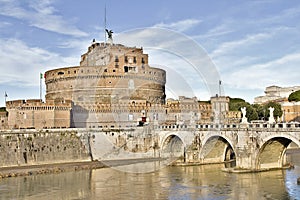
[45,42,166,105]
[4,40,217,130]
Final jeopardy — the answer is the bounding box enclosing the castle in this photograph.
[2,40,239,130]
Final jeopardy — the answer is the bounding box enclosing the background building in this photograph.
[254,85,300,104]
[254,85,300,122]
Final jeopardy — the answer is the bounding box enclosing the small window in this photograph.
[125,56,128,63]
[133,57,136,63]
[124,66,128,73]
[58,71,64,75]
[142,57,145,64]
[104,69,107,72]
[113,69,116,72]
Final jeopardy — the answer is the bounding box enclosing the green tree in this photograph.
[288,90,300,102]
[252,104,266,120]
[245,104,258,121]
[229,98,247,111]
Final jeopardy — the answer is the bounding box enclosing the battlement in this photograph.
[6,99,71,111]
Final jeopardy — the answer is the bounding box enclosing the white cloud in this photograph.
[0,38,78,87]
[211,32,271,58]
[115,27,222,100]
[0,21,11,28]
[198,22,234,39]
[224,53,300,91]
[154,19,202,32]
[0,0,88,37]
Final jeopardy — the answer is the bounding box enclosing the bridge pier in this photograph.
[234,130,258,170]
[235,147,256,170]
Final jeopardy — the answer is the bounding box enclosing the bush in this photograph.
[288,90,300,102]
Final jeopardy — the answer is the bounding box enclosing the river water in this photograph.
[0,163,300,200]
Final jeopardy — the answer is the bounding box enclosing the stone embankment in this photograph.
[0,161,104,179]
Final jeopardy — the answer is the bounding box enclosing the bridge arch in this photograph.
[160,132,187,161]
[200,134,236,165]
[256,135,300,169]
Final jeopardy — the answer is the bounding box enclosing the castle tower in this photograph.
[45,42,166,105]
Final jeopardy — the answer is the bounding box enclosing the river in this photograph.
[0,162,300,200]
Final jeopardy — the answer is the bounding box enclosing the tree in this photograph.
[229,98,247,111]
[229,98,283,122]
[245,104,258,121]
[252,104,265,120]
[288,90,300,102]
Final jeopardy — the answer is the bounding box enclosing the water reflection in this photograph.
[0,163,300,199]
[0,170,92,199]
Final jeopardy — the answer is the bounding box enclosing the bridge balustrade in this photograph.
[155,122,300,131]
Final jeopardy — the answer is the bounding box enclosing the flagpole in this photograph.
[104,4,107,43]
[40,73,42,101]
[4,91,7,107]
[219,80,221,96]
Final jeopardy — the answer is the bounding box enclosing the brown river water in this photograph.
[0,161,300,200]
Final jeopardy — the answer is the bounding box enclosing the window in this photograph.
[124,66,128,73]
[58,71,64,75]
[115,55,119,62]
[125,56,128,63]
[104,69,107,72]
[142,57,145,64]
[133,57,136,63]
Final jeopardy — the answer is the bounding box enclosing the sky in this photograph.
[0,0,300,107]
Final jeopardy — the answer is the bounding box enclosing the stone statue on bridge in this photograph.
[241,107,248,123]
[268,107,276,123]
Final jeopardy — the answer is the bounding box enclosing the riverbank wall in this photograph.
[0,127,160,169]
[0,129,91,168]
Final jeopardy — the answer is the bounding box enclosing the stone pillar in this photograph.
[235,130,257,170]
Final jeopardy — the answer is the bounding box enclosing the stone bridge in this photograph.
[1,122,299,171]
[155,122,300,170]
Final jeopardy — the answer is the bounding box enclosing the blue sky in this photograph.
[0,0,300,106]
